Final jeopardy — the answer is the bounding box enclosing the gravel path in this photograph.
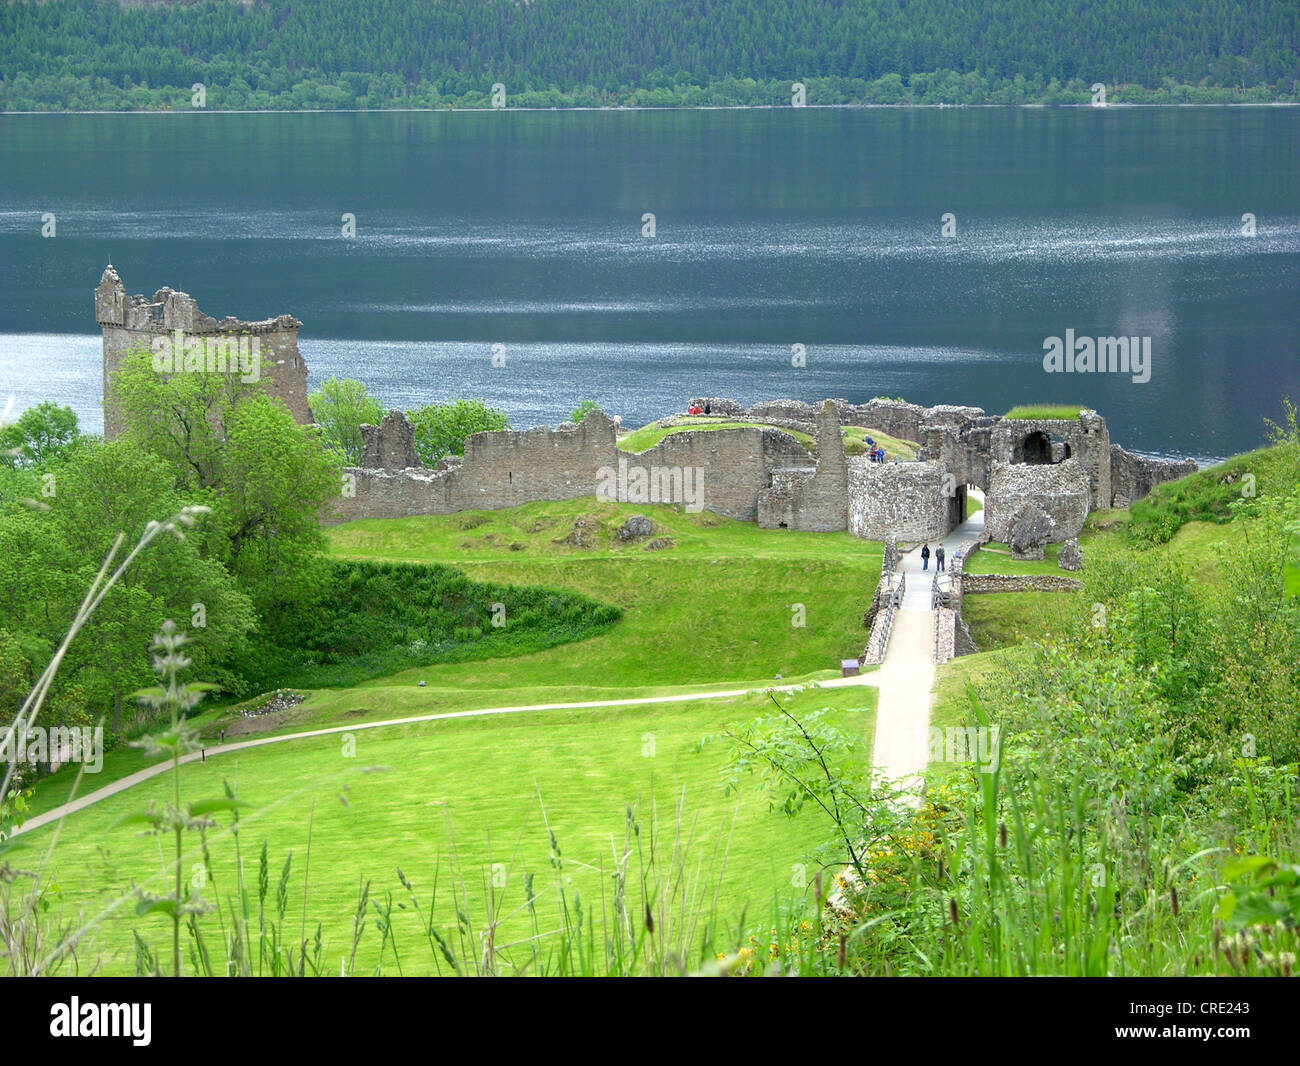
[868,495,986,800]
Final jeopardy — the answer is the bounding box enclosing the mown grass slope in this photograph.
[12,685,877,976]
[21,498,885,973]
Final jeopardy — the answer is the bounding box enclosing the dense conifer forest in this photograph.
[2,0,1297,110]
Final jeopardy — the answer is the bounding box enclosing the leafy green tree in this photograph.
[107,344,343,624]
[406,399,510,467]
[108,342,265,492]
[212,395,342,619]
[0,628,32,723]
[308,376,384,465]
[569,400,602,424]
[21,439,258,728]
[0,402,79,468]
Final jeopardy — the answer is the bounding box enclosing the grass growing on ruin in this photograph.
[617,418,919,461]
[13,684,877,975]
[840,425,920,460]
[618,419,812,453]
[1002,404,1085,420]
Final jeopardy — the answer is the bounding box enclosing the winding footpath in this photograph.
[18,502,984,836]
[13,675,880,838]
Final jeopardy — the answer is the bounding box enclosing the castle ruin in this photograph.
[95,265,312,438]
[97,270,1195,540]
[333,398,1194,542]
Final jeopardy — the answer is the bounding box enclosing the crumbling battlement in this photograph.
[96,265,312,438]
[361,410,422,471]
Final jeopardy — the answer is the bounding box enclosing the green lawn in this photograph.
[28,500,883,809]
[964,541,1064,575]
[20,498,886,973]
[12,685,877,976]
[325,500,881,688]
[961,591,1076,651]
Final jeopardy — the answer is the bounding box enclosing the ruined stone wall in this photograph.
[330,466,457,524]
[453,412,618,510]
[984,459,1092,542]
[96,265,311,440]
[757,400,849,531]
[838,399,928,443]
[747,399,816,424]
[687,397,745,416]
[636,426,805,521]
[961,574,1083,594]
[919,416,998,490]
[1109,445,1197,508]
[1077,410,1112,508]
[989,413,1111,509]
[361,410,422,470]
[847,459,953,542]
[687,396,931,444]
[327,414,810,526]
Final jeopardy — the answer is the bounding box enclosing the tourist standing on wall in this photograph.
[921,544,931,570]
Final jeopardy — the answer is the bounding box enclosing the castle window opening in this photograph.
[1016,430,1071,465]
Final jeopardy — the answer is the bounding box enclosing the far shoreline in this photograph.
[3,102,1300,117]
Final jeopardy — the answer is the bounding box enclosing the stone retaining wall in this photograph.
[961,574,1083,594]
[1109,444,1198,508]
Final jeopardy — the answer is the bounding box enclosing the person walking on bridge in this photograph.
[921,543,931,571]
[936,544,946,572]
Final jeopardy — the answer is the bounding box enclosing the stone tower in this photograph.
[96,265,312,439]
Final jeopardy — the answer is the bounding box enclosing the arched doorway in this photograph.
[1015,431,1071,465]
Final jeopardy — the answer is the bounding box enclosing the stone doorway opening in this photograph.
[1015,430,1071,465]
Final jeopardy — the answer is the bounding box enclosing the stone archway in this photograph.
[1015,430,1071,465]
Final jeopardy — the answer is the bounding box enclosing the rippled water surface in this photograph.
[1,109,1296,457]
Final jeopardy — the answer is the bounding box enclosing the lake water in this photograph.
[2,108,1297,460]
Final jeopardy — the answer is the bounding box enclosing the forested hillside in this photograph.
[1,0,1298,110]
